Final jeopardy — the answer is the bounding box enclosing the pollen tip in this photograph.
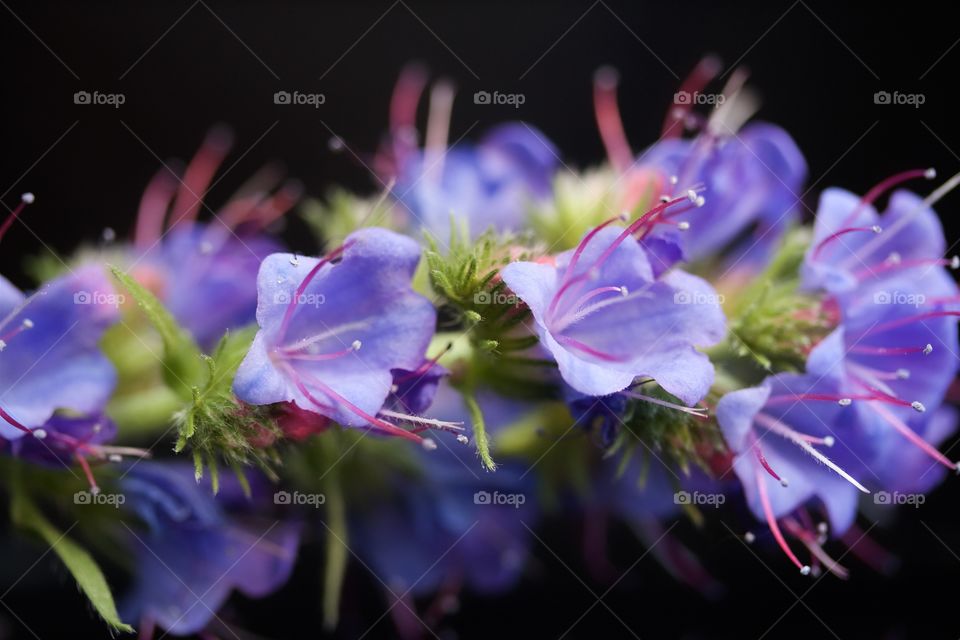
[871,225,882,234]
[677,221,690,231]
[950,256,960,270]
[108,454,122,463]
[89,485,101,496]
[925,167,937,179]
[659,195,671,203]
[669,175,679,185]
[620,286,629,296]
[618,210,630,221]
[779,478,790,488]
[923,343,934,355]
[456,434,469,445]
[351,339,362,351]
[686,189,698,203]
[695,195,706,207]
[817,522,828,534]
[823,436,835,447]
[21,319,34,329]
[744,531,756,544]
[421,437,438,451]
[800,565,812,576]
[838,398,852,407]
[911,401,926,413]
[896,368,910,379]
[21,192,35,204]
[32,428,47,440]
[954,461,960,475]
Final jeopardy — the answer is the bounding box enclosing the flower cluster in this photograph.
[2,60,958,637]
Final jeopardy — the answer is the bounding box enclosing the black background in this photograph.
[2,1,960,638]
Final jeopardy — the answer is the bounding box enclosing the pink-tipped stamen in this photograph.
[553,334,623,362]
[868,401,959,472]
[593,67,633,172]
[839,167,936,229]
[276,242,351,343]
[283,363,422,443]
[75,453,100,494]
[0,193,35,245]
[621,390,708,419]
[133,168,179,249]
[0,405,32,435]
[810,225,882,262]
[752,438,787,487]
[661,55,723,138]
[755,466,810,574]
[0,318,34,346]
[755,413,869,493]
[394,343,454,384]
[849,344,932,356]
[853,255,959,280]
[783,518,849,579]
[860,310,960,336]
[169,127,234,229]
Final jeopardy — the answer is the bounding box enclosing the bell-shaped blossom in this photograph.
[233,228,438,441]
[0,266,119,441]
[119,462,300,636]
[352,383,538,598]
[501,224,725,403]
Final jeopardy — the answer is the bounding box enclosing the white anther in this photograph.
[0,340,6,352]
[660,195,671,203]
[780,478,790,488]
[744,532,756,544]
[951,256,960,269]
[886,252,902,265]
[421,437,437,451]
[695,196,706,207]
[351,340,362,351]
[21,192,34,204]
[199,241,214,255]
[620,286,629,296]
[22,319,33,329]
[32,428,47,440]
[823,436,835,447]
[871,225,882,234]
[912,401,926,413]
[289,255,300,266]
[800,565,812,576]
[108,454,123,463]
[670,175,679,185]
[677,221,690,231]
[923,343,934,355]
[457,434,469,445]
[896,368,910,379]
[686,189,698,202]
[837,398,852,407]
[102,228,116,242]
[925,167,937,179]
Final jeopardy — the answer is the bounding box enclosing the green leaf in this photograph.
[462,390,497,472]
[109,265,204,399]
[10,485,133,633]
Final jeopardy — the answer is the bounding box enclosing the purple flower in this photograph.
[119,462,299,636]
[392,124,558,240]
[501,224,725,403]
[353,383,538,598]
[593,67,807,269]
[801,177,948,299]
[717,374,869,574]
[131,224,282,348]
[0,265,119,441]
[232,228,439,442]
[122,129,297,348]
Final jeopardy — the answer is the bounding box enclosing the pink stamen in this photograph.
[169,127,234,230]
[869,401,958,471]
[752,439,786,486]
[810,225,882,262]
[0,406,32,435]
[547,213,627,317]
[280,341,360,361]
[553,334,623,362]
[0,193,35,245]
[284,363,421,443]
[853,256,959,280]
[621,390,708,419]
[593,67,633,172]
[756,467,810,574]
[862,310,960,335]
[75,452,100,494]
[849,344,931,356]
[783,518,849,579]
[277,243,351,343]
[839,167,935,228]
[394,343,453,383]
[661,55,723,138]
[133,168,179,249]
